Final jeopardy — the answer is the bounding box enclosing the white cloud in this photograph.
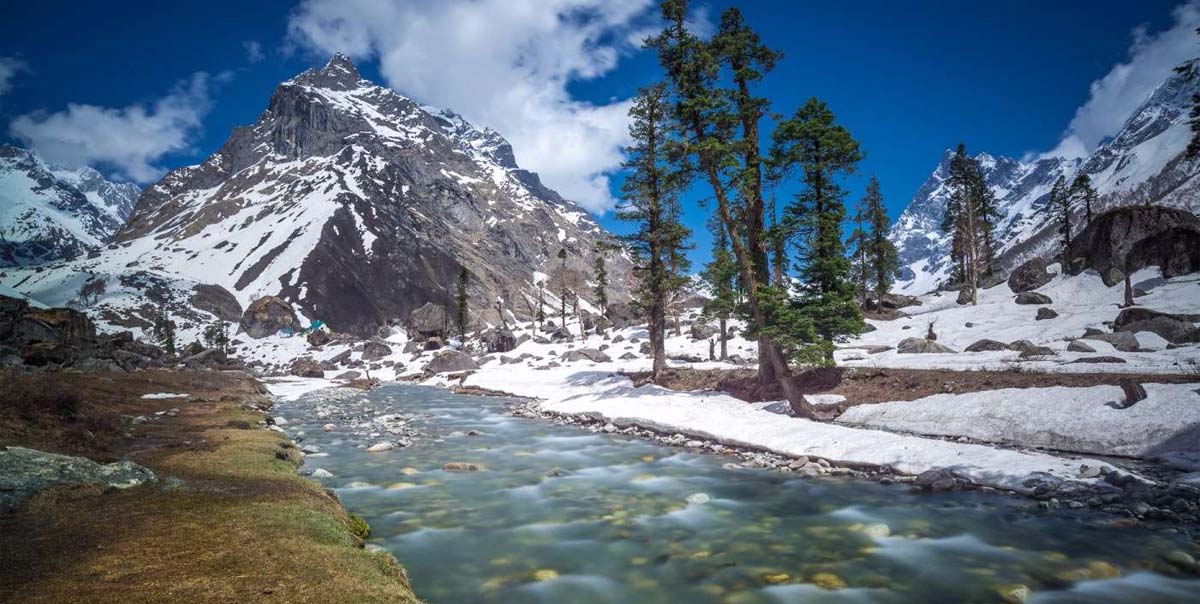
[244,40,265,63]
[287,0,704,214]
[9,72,228,182]
[0,56,28,97]
[1042,0,1200,160]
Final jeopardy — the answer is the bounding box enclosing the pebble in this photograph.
[366,442,395,452]
[685,492,711,505]
[322,423,337,432]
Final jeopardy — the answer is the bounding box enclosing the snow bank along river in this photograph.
[276,384,1200,604]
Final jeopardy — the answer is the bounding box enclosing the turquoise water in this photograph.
[279,384,1200,604]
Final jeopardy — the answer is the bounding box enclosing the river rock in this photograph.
[366,442,395,452]
[442,462,484,472]
[0,446,156,511]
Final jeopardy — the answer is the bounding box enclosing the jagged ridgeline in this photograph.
[891,67,1200,295]
[5,54,631,337]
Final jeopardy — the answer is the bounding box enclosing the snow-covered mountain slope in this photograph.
[3,54,630,337]
[0,146,139,266]
[892,69,1200,295]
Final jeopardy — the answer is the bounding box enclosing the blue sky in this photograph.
[0,1,1191,266]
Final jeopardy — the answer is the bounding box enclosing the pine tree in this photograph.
[940,144,994,303]
[863,175,899,301]
[847,196,871,307]
[455,266,469,339]
[592,246,609,334]
[556,248,568,325]
[617,82,691,379]
[202,319,229,355]
[769,97,864,360]
[151,308,176,356]
[701,217,737,360]
[1069,173,1096,227]
[1048,175,1071,262]
[649,0,818,416]
[535,281,546,329]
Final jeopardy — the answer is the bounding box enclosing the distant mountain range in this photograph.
[891,67,1200,294]
[0,54,629,338]
[0,146,139,266]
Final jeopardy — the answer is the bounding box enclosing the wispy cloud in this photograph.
[9,71,230,182]
[244,40,265,64]
[0,56,28,98]
[287,0,710,214]
[1041,0,1200,160]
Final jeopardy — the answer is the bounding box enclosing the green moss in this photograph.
[347,513,371,541]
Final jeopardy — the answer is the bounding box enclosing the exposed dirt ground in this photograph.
[630,366,1198,413]
[0,369,418,604]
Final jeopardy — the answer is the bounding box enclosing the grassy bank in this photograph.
[0,369,419,604]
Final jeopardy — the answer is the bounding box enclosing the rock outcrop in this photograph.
[1065,206,1200,285]
[1007,257,1053,293]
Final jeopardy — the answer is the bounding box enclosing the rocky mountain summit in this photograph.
[891,68,1200,294]
[3,54,630,338]
[0,146,140,267]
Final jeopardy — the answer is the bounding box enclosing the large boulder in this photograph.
[1014,292,1052,305]
[1007,257,1054,293]
[896,337,956,354]
[0,447,156,512]
[878,293,921,310]
[239,296,301,339]
[290,356,324,377]
[362,340,393,361]
[480,328,517,353]
[964,339,1010,352]
[1065,206,1200,283]
[189,284,242,322]
[561,348,612,363]
[1036,307,1058,320]
[1082,331,1140,352]
[605,302,640,329]
[1112,308,1200,344]
[407,303,448,339]
[424,349,478,374]
[689,322,719,341]
[954,286,975,305]
[306,329,331,347]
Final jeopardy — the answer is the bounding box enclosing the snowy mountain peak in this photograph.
[0,146,138,266]
[288,52,366,91]
[891,68,1200,295]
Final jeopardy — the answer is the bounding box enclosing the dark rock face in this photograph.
[1066,206,1200,284]
[189,284,242,322]
[896,337,956,354]
[1112,307,1200,344]
[424,349,478,373]
[239,296,301,339]
[1014,292,1052,305]
[407,303,449,340]
[964,339,1010,352]
[480,328,516,353]
[0,295,171,370]
[1008,258,1053,293]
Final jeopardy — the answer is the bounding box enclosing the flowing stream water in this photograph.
[277,384,1200,604]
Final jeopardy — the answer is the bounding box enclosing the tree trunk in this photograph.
[719,317,728,361]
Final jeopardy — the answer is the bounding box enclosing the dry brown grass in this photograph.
[0,369,419,604]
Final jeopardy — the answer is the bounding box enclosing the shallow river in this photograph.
[278,384,1200,604]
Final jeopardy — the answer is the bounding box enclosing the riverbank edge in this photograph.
[0,369,421,604]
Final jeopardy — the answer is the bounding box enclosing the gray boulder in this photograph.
[1112,308,1200,344]
[897,337,956,354]
[964,339,1010,352]
[480,328,517,353]
[0,446,155,511]
[1066,340,1096,353]
[1036,307,1058,320]
[239,296,301,339]
[1065,206,1200,283]
[689,322,719,341]
[1082,331,1140,352]
[407,303,449,339]
[1007,257,1053,293]
[424,349,478,373]
[561,348,612,363]
[955,286,975,305]
[290,356,324,377]
[362,340,393,361]
[1014,292,1052,305]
